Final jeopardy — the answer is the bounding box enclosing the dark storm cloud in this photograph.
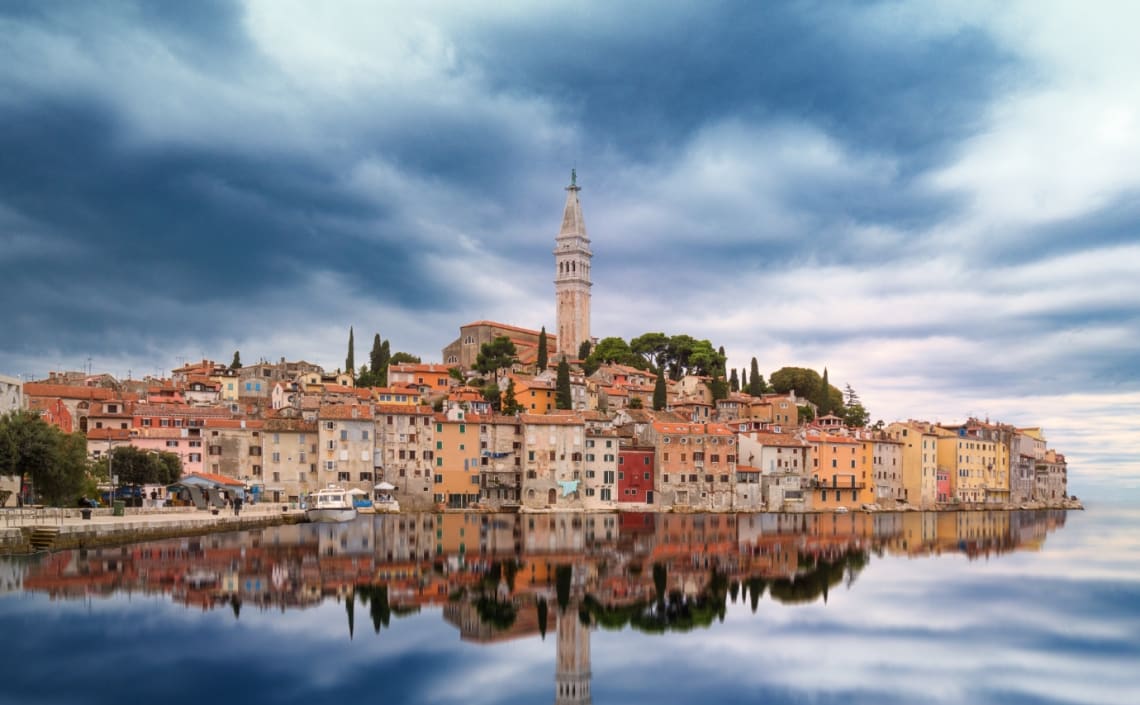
[463,0,1015,168]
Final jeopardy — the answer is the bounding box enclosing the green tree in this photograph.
[502,378,523,415]
[389,352,421,366]
[630,332,671,372]
[710,376,728,402]
[769,366,823,399]
[537,327,548,371]
[556,358,572,410]
[475,337,519,378]
[346,327,355,379]
[729,368,739,393]
[0,411,64,504]
[748,358,764,397]
[481,384,502,413]
[230,350,241,370]
[378,340,391,386]
[628,396,644,409]
[653,370,667,410]
[817,368,831,414]
[841,384,870,428]
[577,340,592,361]
[740,367,748,391]
[587,337,639,367]
[368,334,385,385]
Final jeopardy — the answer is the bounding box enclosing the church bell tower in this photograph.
[554,170,592,359]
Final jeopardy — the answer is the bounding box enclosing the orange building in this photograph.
[804,430,875,510]
[432,408,482,508]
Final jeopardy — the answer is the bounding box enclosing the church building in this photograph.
[442,171,593,367]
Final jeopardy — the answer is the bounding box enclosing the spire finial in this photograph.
[570,168,577,187]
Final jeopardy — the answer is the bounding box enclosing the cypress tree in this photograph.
[556,358,572,409]
[819,367,830,415]
[369,334,384,376]
[346,327,355,378]
[653,370,667,410]
[378,340,391,386]
[537,326,548,371]
[748,358,763,397]
[740,367,748,391]
[729,368,739,392]
[578,340,592,361]
[230,350,241,370]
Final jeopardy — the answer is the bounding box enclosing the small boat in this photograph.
[306,486,358,523]
[369,481,400,513]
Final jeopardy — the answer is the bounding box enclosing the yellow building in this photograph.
[935,426,1006,504]
[886,421,939,508]
[432,408,482,508]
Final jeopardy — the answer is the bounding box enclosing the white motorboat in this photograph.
[305,486,358,523]
[370,481,400,513]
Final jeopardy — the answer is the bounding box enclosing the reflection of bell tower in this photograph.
[555,604,592,704]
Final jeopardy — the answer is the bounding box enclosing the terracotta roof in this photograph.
[461,320,557,342]
[318,404,374,421]
[390,363,452,374]
[184,472,246,487]
[373,404,433,415]
[23,383,114,400]
[204,418,265,429]
[520,414,584,426]
[745,432,809,448]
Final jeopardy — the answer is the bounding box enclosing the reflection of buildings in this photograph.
[12,509,1070,642]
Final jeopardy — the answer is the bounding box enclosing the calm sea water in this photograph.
[1,506,1137,705]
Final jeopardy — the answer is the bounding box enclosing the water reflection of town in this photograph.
[10,510,1067,703]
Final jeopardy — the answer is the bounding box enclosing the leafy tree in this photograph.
[587,337,640,369]
[230,350,241,370]
[628,396,644,409]
[798,405,816,424]
[769,366,823,399]
[686,340,725,378]
[474,336,519,378]
[653,371,667,410]
[537,327,548,371]
[389,352,420,366]
[630,332,671,372]
[729,368,739,393]
[448,367,466,383]
[556,358,572,410]
[502,378,523,415]
[577,340,592,361]
[748,358,764,397]
[0,408,79,501]
[346,327,355,380]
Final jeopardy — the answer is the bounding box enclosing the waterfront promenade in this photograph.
[1,503,307,555]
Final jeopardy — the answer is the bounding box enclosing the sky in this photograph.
[1,1,1137,494]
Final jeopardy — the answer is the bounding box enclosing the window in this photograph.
[272,452,281,462]
[340,430,348,441]
[434,474,443,484]
[600,488,612,501]
[338,472,350,481]
[603,471,614,484]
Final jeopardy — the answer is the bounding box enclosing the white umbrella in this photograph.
[374,481,396,491]
[346,487,367,496]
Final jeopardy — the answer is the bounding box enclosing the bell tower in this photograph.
[554,169,592,359]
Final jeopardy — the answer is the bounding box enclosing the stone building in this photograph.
[373,404,436,510]
[520,413,586,510]
[477,415,524,510]
[553,171,592,359]
[317,404,375,495]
